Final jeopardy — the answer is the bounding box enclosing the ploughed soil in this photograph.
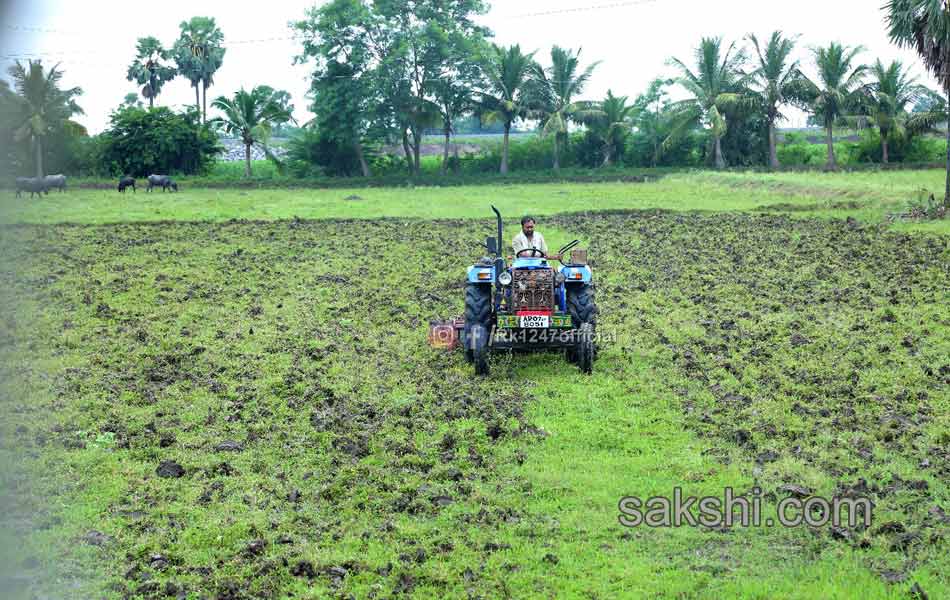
[0,212,947,598]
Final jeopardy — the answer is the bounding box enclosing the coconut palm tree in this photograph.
[587,90,637,167]
[886,0,950,207]
[173,17,226,123]
[7,60,83,178]
[667,37,753,169]
[799,43,867,171]
[210,86,295,177]
[126,37,177,109]
[863,59,930,163]
[534,46,601,170]
[747,31,803,168]
[479,44,538,174]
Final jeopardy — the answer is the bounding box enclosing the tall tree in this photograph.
[534,46,601,170]
[480,44,538,174]
[886,0,950,207]
[126,37,177,109]
[372,0,489,176]
[632,79,672,167]
[667,37,752,169]
[294,0,378,177]
[173,17,226,123]
[586,90,637,167]
[747,31,802,168]
[210,86,295,177]
[799,43,867,171]
[432,34,487,175]
[7,60,83,177]
[295,0,487,177]
[863,59,929,163]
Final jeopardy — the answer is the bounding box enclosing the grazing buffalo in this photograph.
[118,176,136,193]
[43,174,67,192]
[146,174,178,192]
[15,177,49,198]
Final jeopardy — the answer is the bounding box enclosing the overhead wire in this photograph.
[1,1,661,72]
[505,0,658,19]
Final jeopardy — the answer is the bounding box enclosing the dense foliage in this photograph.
[96,106,220,177]
[3,60,85,178]
[4,6,948,182]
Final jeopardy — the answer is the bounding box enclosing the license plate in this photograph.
[519,315,550,328]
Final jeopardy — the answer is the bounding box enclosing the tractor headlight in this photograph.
[498,271,512,286]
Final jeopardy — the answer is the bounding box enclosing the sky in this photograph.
[0,0,940,134]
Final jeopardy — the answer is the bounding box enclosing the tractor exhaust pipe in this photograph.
[491,205,503,257]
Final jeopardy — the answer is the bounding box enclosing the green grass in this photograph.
[0,170,948,599]
[2,170,948,235]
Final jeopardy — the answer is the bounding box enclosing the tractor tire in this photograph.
[463,283,492,365]
[566,283,597,327]
[566,283,598,362]
[470,323,490,376]
[575,323,595,374]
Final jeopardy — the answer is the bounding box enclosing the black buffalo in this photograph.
[146,174,178,192]
[15,177,49,198]
[118,176,136,193]
[43,174,67,192]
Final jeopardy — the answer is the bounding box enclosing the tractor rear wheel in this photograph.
[463,283,492,366]
[575,323,595,374]
[470,324,490,376]
[566,284,598,363]
[566,283,597,327]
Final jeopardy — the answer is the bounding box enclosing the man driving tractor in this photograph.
[512,216,561,261]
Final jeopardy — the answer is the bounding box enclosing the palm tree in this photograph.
[210,86,295,177]
[479,44,538,174]
[587,90,637,166]
[535,46,601,170]
[174,17,226,123]
[886,0,950,208]
[667,37,752,169]
[864,59,929,163]
[748,31,803,168]
[7,60,83,178]
[799,43,867,171]
[632,79,673,168]
[126,37,177,109]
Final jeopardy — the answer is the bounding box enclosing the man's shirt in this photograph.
[512,231,547,256]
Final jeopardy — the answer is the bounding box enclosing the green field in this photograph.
[3,170,949,234]
[0,170,948,599]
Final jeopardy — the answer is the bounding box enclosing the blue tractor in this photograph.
[452,206,598,376]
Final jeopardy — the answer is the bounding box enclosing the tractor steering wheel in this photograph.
[516,248,546,258]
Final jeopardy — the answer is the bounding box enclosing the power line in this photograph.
[3,23,303,46]
[505,0,658,19]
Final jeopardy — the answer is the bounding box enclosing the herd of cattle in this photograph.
[14,174,179,198]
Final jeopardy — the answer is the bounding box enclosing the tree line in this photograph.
[293,0,946,179]
[1,0,948,209]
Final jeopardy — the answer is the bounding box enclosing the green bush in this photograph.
[96,106,221,177]
[208,160,284,180]
[853,130,946,164]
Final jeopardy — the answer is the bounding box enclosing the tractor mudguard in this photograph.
[466,265,495,283]
[560,264,592,284]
